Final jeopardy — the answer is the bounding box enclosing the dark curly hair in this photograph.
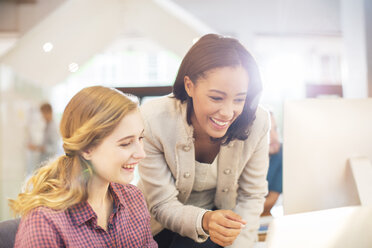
[173,34,263,145]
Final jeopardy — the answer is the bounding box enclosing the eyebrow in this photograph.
[209,89,247,96]
[117,129,144,143]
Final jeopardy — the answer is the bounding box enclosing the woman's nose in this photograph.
[133,141,146,159]
[219,101,235,120]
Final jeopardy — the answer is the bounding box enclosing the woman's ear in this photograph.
[184,76,194,98]
[81,148,93,161]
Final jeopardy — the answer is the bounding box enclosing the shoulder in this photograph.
[140,95,181,121]
[23,206,66,222]
[18,207,65,235]
[253,105,270,129]
[140,95,188,141]
[15,207,64,247]
[238,106,270,148]
[20,206,68,232]
[247,105,270,136]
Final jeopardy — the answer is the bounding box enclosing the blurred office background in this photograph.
[0,0,371,221]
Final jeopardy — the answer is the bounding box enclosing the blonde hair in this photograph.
[9,86,137,216]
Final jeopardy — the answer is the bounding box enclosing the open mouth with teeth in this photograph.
[121,164,136,170]
[210,117,230,130]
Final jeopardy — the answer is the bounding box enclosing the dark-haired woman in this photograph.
[138,34,269,248]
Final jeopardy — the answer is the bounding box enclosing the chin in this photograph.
[206,124,230,139]
[116,177,134,185]
[209,131,227,139]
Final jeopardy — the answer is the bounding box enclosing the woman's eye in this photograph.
[120,142,131,147]
[139,136,144,141]
[209,96,223,101]
[235,98,245,103]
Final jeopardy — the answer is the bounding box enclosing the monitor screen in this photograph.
[283,98,372,214]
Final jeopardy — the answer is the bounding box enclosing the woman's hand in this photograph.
[202,210,247,247]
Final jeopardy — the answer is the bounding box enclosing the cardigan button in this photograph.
[222,188,229,193]
[183,145,191,152]
[224,169,231,175]
[183,172,190,178]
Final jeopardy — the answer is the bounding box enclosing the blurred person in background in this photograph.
[10,86,157,248]
[28,103,60,165]
[261,112,283,216]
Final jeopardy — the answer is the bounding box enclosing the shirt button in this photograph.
[224,169,231,175]
[222,188,229,193]
[183,145,191,152]
[108,224,113,229]
[183,172,190,178]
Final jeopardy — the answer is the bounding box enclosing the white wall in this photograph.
[365,0,372,97]
[173,0,341,46]
[341,0,369,98]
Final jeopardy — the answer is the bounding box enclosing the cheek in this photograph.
[194,98,217,113]
[195,105,215,121]
[117,150,131,162]
[234,104,245,118]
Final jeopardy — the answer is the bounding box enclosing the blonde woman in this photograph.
[10,86,157,248]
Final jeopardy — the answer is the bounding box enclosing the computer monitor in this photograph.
[283,98,372,214]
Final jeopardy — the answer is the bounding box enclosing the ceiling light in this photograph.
[68,63,79,73]
[43,42,53,52]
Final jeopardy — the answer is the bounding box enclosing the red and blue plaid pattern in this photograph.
[14,183,157,248]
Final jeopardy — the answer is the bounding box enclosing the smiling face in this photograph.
[82,109,146,186]
[185,66,249,139]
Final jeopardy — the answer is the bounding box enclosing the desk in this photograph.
[265,206,372,248]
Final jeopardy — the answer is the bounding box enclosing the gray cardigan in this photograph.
[138,95,269,248]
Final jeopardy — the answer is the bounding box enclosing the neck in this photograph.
[87,176,111,209]
[87,177,113,231]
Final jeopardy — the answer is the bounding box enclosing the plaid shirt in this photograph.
[14,183,158,248]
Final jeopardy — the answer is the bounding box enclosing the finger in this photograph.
[212,222,241,237]
[210,231,237,247]
[224,210,247,225]
[216,216,243,229]
[210,236,229,247]
[210,237,234,247]
[210,234,235,247]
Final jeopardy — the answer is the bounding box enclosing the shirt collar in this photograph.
[69,183,126,226]
[108,182,126,208]
[69,201,96,226]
